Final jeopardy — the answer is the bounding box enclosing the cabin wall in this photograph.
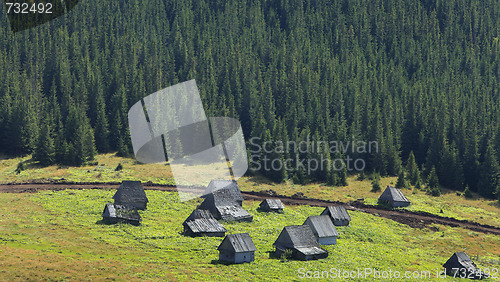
[275,246,287,258]
[260,204,271,212]
[332,219,349,226]
[116,201,147,210]
[294,249,329,261]
[219,251,235,263]
[318,236,337,245]
[235,252,254,263]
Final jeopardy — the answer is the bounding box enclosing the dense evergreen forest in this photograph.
[0,0,499,200]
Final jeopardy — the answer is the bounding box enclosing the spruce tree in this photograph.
[427,166,441,196]
[478,141,500,198]
[33,122,55,166]
[94,90,109,153]
[338,165,348,187]
[395,170,407,189]
[406,151,420,186]
[371,173,381,192]
[463,185,473,199]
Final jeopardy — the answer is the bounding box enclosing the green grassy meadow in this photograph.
[1,154,499,229]
[0,189,499,281]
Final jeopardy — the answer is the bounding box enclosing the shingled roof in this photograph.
[113,181,149,209]
[273,225,328,260]
[183,209,227,236]
[183,209,216,223]
[102,203,142,225]
[379,185,410,203]
[443,252,489,279]
[321,206,351,222]
[198,180,252,221]
[274,225,320,248]
[184,219,227,234]
[303,215,339,238]
[202,180,244,205]
[218,233,257,253]
[259,199,285,211]
[215,205,253,221]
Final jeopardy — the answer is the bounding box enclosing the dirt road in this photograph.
[1,182,499,235]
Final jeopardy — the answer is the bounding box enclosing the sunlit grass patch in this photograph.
[0,190,497,280]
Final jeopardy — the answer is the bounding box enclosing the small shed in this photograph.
[218,233,257,264]
[199,183,252,222]
[443,252,489,279]
[202,180,244,206]
[273,225,328,261]
[378,185,411,208]
[102,203,142,225]
[113,181,149,210]
[183,209,227,237]
[321,206,351,226]
[259,199,285,213]
[303,215,339,245]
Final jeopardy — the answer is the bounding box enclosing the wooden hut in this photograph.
[273,225,328,261]
[199,182,252,222]
[202,180,244,206]
[113,181,149,210]
[183,209,227,237]
[259,199,285,212]
[303,215,339,245]
[443,252,489,279]
[321,206,351,226]
[218,233,257,264]
[378,185,411,208]
[102,203,142,225]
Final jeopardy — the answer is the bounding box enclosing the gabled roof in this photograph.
[274,225,319,248]
[102,203,142,222]
[113,181,148,203]
[183,209,215,224]
[378,185,410,203]
[185,218,227,233]
[201,180,244,206]
[321,206,351,221]
[260,199,285,210]
[443,252,477,270]
[303,215,339,238]
[294,246,328,256]
[216,205,252,220]
[203,180,243,199]
[218,233,257,253]
[442,252,490,279]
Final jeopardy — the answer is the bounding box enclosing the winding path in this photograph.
[1,182,499,236]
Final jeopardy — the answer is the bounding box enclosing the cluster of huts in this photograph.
[101,181,488,278]
[181,180,352,263]
[102,180,146,225]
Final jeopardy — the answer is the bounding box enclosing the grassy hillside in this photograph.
[0,189,499,281]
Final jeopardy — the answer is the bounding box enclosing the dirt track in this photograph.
[1,182,500,236]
